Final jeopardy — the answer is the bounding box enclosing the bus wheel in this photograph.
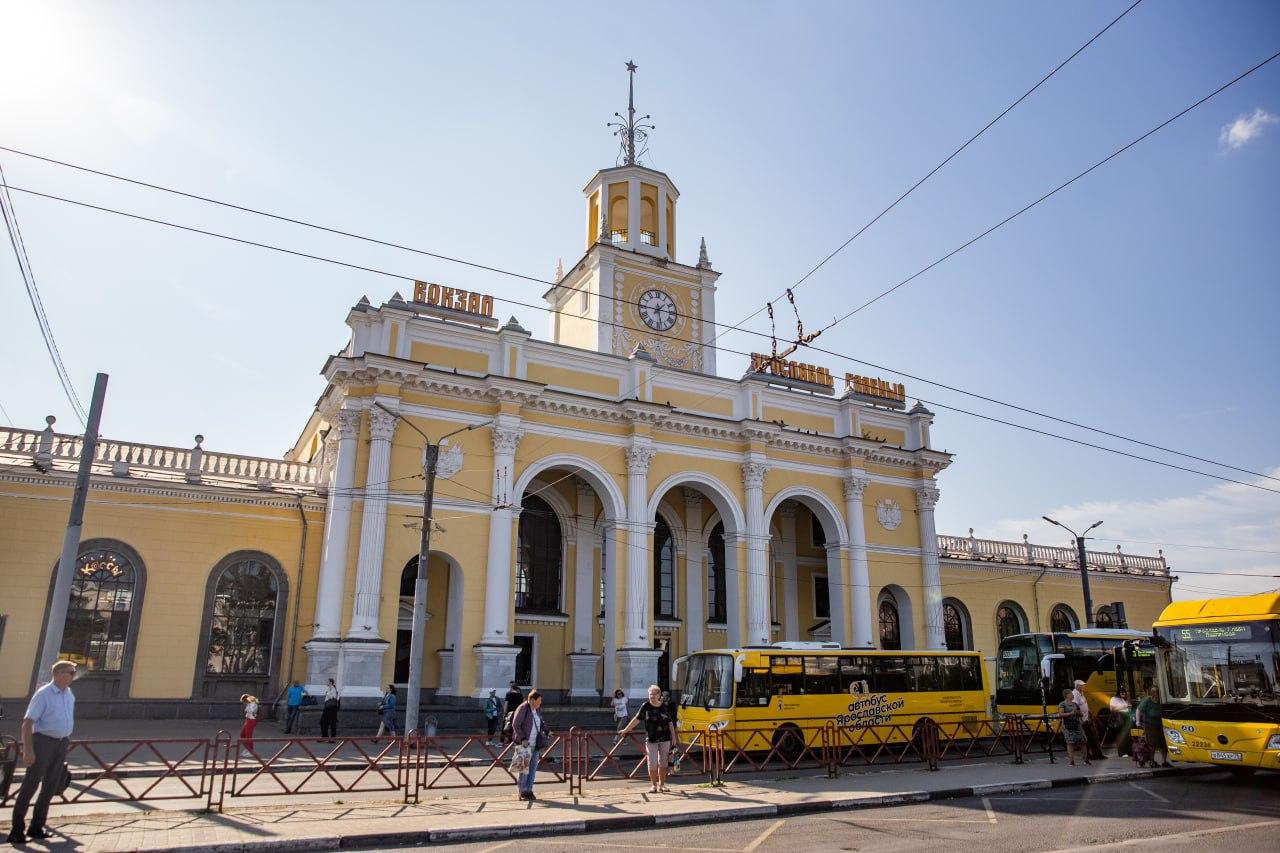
[771,724,805,763]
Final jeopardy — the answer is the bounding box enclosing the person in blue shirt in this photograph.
[8,660,76,845]
[283,681,307,735]
[375,685,398,741]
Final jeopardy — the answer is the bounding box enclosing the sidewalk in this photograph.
[0,755,1192,852]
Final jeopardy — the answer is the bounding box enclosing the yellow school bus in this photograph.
[994,629,1155,727]
[1153,593,1280,775]
[673,643,989,757]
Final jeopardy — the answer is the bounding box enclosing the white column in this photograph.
[657,186,669,257]
[742,459,771,646]
[682,489,704,654]
[347,405,396,639]
[627,177,641,249]
[843,472,874,648]
[602,519,623,696]
[778,504,799,641]
[825,544,848,646]
[916,484,945,649]
[313,408,359,639]
[481,422,523,644]
[722,532,743,649]
[571,478,597,654]
[622,442,655,647]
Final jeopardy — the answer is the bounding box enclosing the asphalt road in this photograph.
[389,770,1280,853]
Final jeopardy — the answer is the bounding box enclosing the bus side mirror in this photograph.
[734,654,745,683]
[1040,653,1065,680]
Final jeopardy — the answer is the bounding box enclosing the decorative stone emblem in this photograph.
[875,498,902,531]
[433,440,463,479]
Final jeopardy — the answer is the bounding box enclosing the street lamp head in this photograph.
[1088,520,1104,532]
[1042,516,1060,527]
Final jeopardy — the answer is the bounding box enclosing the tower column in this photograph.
[916,484,946,649]
[474,420,523,695]
[617,440,660,698]
[843,472,874,648]
[657,185,669,257]
[742,459,771,646]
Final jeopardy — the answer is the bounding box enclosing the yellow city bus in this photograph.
[1152,593,1280,775]
[994,629,1155,728]
[673,643,989,758]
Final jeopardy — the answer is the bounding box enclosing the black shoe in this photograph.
[6,830,26,844]
[26,828,50,840]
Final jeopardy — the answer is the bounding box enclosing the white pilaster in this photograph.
[602,519,623,697]
[778,504,799,642]
[843,472,874,648]
[348,405,396,639]
[312,408,360,640]
[682,489,704,654]
[481,421,523,645]
[825,543,848,646]
[571,479,597,656]
[657,186,669,258]
[627,177,641,249]
[622,441,656,647]
[742,459,771,646]
[916,484,945,649]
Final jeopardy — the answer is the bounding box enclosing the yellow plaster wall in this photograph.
[525,362,620,397]
[861,483,922,549]
[0,481,323,699]
[862,426,907,446]
[409,342,490,374]
[762,406,835,434]
[554,308,597,352]
[651,387,733,417]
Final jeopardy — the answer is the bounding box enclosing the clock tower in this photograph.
[545,62,720,374]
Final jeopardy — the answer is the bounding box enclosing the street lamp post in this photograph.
[374,402,488,734]
[1042,516,1103,628]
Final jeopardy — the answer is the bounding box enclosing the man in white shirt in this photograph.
[1072,679,1104,760]
[8,660,76,844]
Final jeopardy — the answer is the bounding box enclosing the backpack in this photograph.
[502,710,516,738]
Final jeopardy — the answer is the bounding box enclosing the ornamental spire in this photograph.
[607,60,654,166]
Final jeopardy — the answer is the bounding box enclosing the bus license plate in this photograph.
[1209,750,1242,761]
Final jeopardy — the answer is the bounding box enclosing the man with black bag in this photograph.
[7,660,76,845]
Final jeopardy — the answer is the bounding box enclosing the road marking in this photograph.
[837,817,996,824]
[476,842,513,853]
[1041,819,1280,852]
[743,819,786,852]
[981,796,997,824]
[1127,781,1168,803]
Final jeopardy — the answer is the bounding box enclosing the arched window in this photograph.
[653,517,675,619]
[1095,605,1115,628]
[879,597,901,650]
[996,601,1028,641]
[206,558,281,676]
[707,522,726,623]
[1050,605,1079,633]
[194,551,287,700]
[942,598,971,651]
[517,495,562,612]
[61,545,139,673]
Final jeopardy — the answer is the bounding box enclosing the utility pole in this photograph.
[1043,516,1102,629]
[373,403,487,735]
[38,372,108,681]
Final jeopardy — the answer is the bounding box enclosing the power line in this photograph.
[0,163,87,424]
[1094,537,1280,556]
[710,0,1147,347]
[6,180,1278,498]
[806,47,1280,337]
[8,36,1277,486]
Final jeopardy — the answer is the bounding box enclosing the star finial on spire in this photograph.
[608,60,654,166]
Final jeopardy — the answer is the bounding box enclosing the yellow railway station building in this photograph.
[0,81,1173,715]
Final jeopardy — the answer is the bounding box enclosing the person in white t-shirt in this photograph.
[611,689,629,735]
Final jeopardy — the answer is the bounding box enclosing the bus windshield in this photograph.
[683,653,734,709]
[1157,620,1280,705]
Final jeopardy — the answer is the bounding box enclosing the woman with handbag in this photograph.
[374,685,398,742]
[320,678,340,743]
[510,689,544,801]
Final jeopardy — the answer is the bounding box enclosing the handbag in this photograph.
[535,730,549,750]
[55,762,72,795]
[324,698,340,710]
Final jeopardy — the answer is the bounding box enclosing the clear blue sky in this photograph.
[2,1,1277,598]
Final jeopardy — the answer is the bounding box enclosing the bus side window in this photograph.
[804,656,840,695]
[839,656,872,692]
[737,668,771,706]
[874,656,910,693]
[771,656,804,696]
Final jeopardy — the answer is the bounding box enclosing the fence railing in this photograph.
[0,715,1071,813]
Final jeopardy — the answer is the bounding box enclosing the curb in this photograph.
[120,766,1192,852]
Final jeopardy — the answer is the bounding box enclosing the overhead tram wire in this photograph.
[6,40,1277,484]
[0,163,87,424]
[6,181,1280,498]
[804,47,1280,339]
[706,0,1147,349]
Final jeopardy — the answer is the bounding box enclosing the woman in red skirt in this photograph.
[239,693,259,758]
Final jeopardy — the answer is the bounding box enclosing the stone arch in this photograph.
[764,487,848,546]
[392,550,464,695]
[878,584,915,650]
[511,453,624,524]
[646,471,745,535]
[192,549,290,701]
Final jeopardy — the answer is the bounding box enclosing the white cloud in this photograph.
[983,468,1280,601]
[1219,107,1278,150]
[110,93,173,145]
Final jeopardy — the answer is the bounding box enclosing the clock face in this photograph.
[638,289,677,331]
